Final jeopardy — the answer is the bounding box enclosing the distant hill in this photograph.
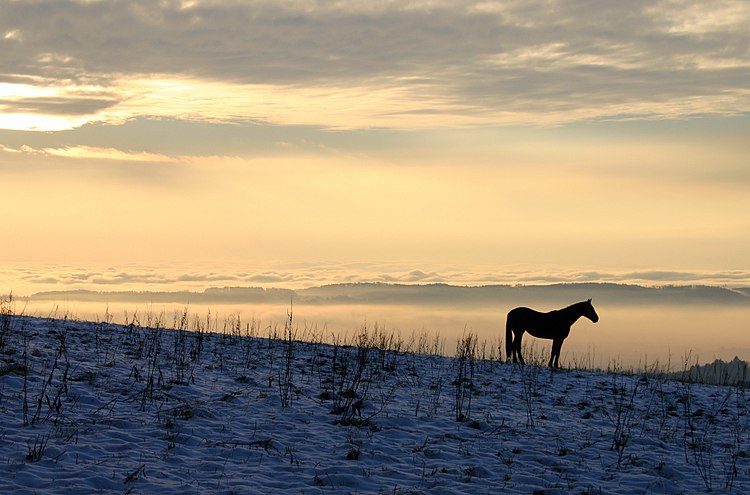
[26,282,750,307]
[295,282,750,307]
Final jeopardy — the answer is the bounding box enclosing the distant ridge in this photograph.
[25,282,750,307]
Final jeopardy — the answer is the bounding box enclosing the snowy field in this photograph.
[0,313,748,494]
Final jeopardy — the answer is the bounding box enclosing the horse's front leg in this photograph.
[549,339,563,368]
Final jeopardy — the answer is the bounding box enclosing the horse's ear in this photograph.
[587,298,592,303]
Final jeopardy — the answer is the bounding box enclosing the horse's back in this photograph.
[506,306,543,327]
[507,306,533,317]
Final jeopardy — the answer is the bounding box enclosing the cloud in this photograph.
[375,270,444,284]
[35,146,177,163]
[5,264,750,300]
[1,0,749,130]
[89,275,166,286]
[1,95,118,116]
[621,270,750,284]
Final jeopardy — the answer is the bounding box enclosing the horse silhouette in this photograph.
[506,299,599,368]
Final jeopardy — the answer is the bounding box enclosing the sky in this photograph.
[1,0,750,296]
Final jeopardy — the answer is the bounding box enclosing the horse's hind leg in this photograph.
[514,332,525,365]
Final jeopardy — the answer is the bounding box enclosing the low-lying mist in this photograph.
[17,284,750,371]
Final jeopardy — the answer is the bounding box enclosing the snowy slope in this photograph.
[0,315,748,494]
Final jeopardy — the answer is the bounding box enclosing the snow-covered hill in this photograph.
[0,314,748,494]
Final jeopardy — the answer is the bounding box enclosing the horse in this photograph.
[505,299,599,368]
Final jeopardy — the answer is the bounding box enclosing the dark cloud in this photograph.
[0,117,466,158]
[1,0,748,125]
[1,96,118,115]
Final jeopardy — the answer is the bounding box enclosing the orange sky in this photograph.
[2,1,750,294]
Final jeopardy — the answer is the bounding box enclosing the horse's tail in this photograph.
[505,313,513,360]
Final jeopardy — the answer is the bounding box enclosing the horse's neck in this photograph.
[559,304,586,326]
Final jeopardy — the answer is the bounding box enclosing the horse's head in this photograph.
[583,299,599,323]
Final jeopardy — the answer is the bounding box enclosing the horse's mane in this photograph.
[557,300,590,315]
[564,300,588,310]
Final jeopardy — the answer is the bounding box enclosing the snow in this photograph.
[0,314,748,494]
